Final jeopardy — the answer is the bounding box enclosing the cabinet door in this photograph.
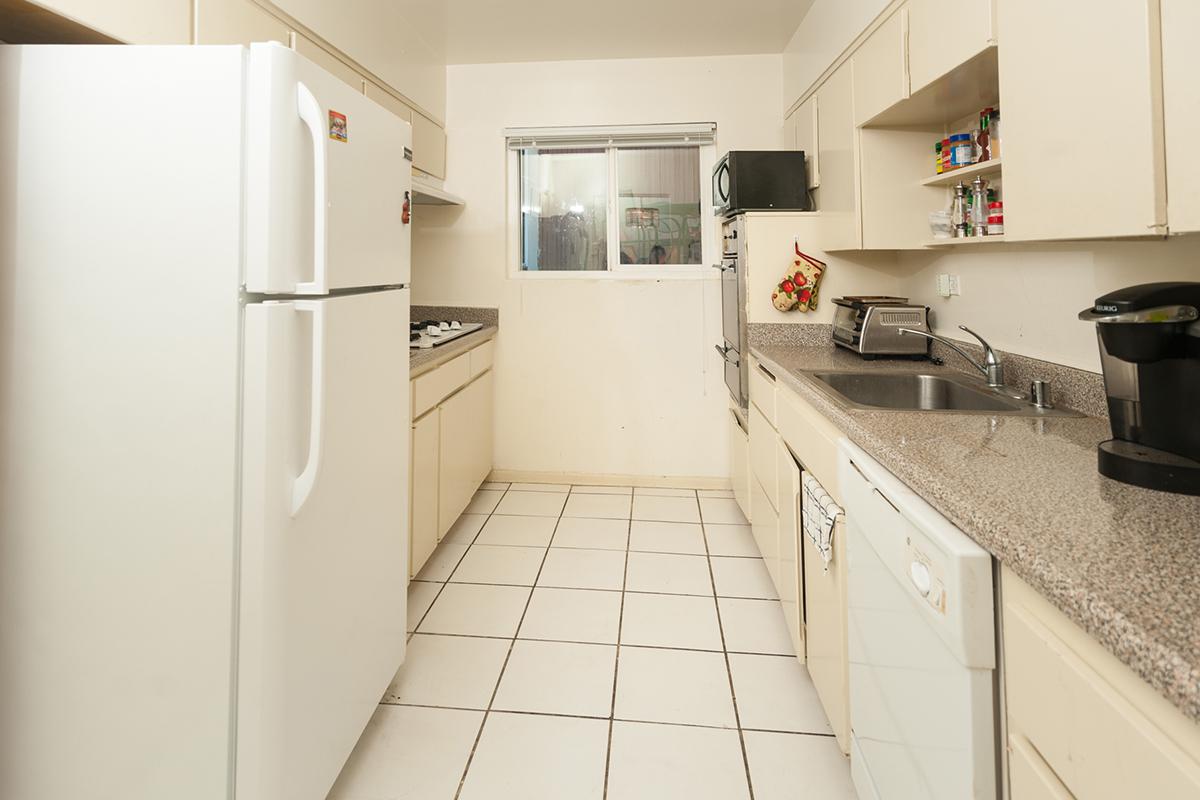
[410,408,439,578]
[1162,0,1200,234]
[33,0,190,43]
[438,371,493,537]
[852,5,909,125]
[790,95,820,189]
[816,63,860,250]
[777,443,804,661]
[750,476,779,589]
[1008,734,1075,800]
[413,111,448,179]
[804,518,850,754]
[729,408,751,522]
[908,0,993,93]
[194,0,289,44]
[292,31,363,91]
[364,80,413,123]
[998,1,1166,241]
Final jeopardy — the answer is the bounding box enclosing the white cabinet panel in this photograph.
[411,408,439,578]
[292,31,363,91]
[998,0,1166,240]
[1162,0,1200,234]
[777,441,804,661]
[852,5,909,125]
[750,476,779,589]
[748,403,778,513]
[789,95,820,190]
[730,408,751,523]
[816,63,861,251]
[804,518,850,754]
[1008,734,1075,800]
[32,0,190,43]
[413,111,447,180]
[908,0,993,93]
[364,80,413,123]
[438,371,494,537]
[194,0,289,45]
[412,352,470,419]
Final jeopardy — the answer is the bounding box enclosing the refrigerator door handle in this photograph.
[292,300,326,516]
[294,82,328,295]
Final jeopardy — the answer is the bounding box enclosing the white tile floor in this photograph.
[329,482,857,800]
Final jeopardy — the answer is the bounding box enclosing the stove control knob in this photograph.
[426,324,441,336]
[449,321,462,330]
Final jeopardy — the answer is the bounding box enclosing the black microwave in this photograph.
[712,150,811,217]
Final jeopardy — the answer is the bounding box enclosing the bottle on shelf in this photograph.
[935,141,944,174]
[971,176,989,237]
[950,133,974,169]
[952,182,969,238]
[989,108,1001,159]
[977,108,992,162]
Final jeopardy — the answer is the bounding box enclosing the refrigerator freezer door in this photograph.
[239,289,410,800]
[245,43,412,293]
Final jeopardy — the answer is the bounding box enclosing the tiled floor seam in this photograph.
[451,509,560,800]
[601,517,632,800]
[409,485,513,637]
[702,519,758,800]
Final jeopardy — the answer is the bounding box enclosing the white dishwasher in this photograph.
[838,440,997,800]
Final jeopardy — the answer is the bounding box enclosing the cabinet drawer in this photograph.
[749,403,778,512]
[412,352,470,419]
[1003,569,1200,800]
[470,339,494,377]
[776,384,845,504]
[748,358,777,425]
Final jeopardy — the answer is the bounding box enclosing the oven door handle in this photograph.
[714,344,740,366]
[712,262,735,273]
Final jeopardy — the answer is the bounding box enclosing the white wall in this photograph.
[413,54,783,480]
[897,236,1200,372]
[781,0,890,110]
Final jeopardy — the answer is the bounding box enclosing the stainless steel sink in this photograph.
[804,371,1082,417]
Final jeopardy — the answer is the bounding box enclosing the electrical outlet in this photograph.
[936,274,952,297]
[948,275,961,296]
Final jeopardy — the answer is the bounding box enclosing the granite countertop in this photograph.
[410,325,497,378]
[750,343,1200,722]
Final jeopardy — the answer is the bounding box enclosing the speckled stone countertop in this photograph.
[410,326,496,378]
[750,343,1200,722]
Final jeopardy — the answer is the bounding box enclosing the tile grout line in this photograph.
[408,485,513,641]
[451,500,562,800]
[701,510,758,800]
[601,513,632,800]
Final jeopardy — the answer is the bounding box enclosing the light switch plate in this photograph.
[936,274,961,297]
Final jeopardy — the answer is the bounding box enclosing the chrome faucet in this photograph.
[898,325,1006,389]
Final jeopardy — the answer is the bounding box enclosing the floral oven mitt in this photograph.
[772,243,827,313]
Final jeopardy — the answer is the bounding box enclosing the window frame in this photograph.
[505,125,719,280]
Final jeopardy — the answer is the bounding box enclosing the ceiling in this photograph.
[395,0,815,65]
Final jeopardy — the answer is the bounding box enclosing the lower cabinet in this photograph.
[802,513,849,754]
[410,408,439,577]
[1002,567,1200,799]
[437,370,494,538]
[408,340,495,579]
[776,441,804,660]
[729,407,751,523]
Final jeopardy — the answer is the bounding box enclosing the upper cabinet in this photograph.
[194,0,289,46]
[412,112,447,180]
[270,0,446,124]
[291,31,364,91]
[851,4,909,126]
[29,0,190,43]
[787,95,820,190]
[907,0,994,93]
[1161,0,1200,235]
[998,0,1167,240]
[815,63,861,251]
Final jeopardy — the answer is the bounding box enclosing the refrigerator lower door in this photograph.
[245,42,412,294]
[239,289,410,800]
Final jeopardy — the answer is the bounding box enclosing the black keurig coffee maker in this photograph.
[1079,282,1200,495]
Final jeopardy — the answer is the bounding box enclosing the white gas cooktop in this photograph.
[409,320,484,349]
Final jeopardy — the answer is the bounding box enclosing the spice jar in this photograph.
[950,134,974,168]
[987,201,1004,235]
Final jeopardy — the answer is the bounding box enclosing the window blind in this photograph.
[505,123,717,150]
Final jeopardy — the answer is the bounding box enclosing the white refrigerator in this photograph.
[0,43,411,800]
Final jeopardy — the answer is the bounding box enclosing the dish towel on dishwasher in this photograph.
[802,471,844,574]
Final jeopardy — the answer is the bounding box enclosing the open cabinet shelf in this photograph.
[921,158,1003,187]
[925,234,1006,247]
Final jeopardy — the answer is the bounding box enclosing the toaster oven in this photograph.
[832,296,931,358]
